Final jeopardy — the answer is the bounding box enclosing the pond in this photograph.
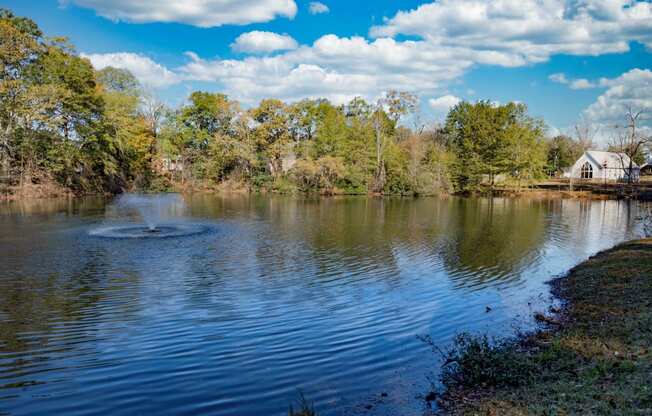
[0,194,647,415]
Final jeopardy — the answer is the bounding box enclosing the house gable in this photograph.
[570,154,599,178]
[569,151,640,181]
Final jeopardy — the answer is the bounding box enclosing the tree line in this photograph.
[1,9,595,199]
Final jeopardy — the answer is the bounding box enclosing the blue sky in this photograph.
[3,0,652,140]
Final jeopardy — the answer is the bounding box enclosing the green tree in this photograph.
[445,101,546,191]
[288,99,326,142]
[0,10,45,181]
[400,126,453,195]
[163,92,240,183]
[292,155,345,194]
[205,133,257,183]
[251,98,292,177]
[311,101,348,158]
[0,9,144,194]
[505,115,547,187]
[546,134,585,175]
[181,92,237,138]
[97,68,156,189]
[97,67,140,94]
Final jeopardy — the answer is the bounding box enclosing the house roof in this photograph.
[584,151,639,170]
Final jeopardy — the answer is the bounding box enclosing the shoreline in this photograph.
[436,239,652,415]
[2,185,650,203]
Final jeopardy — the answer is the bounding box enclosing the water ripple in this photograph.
[0,195,647,415]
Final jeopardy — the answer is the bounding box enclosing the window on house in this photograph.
[580,162,593,179]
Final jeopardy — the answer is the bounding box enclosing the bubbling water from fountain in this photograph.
[113,194,182,230]
[91,194,208,239]
[90,224,206,239]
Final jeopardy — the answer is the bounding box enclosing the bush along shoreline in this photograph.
[435,239,652,415]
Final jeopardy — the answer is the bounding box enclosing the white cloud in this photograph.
[309,2,329,15]
[583,68,652,125]
[179,35,472,104]
[428,95,461,113]
[82,52,182,88]
[231,31,298,54]
[81,1,652,119]
[550,73,598,89]
[547,125,562,137]
[569,78,596,90]
[549,73,569,84]
[62,0,298,27]
[371,0,652,66]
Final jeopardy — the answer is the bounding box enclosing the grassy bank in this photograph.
[438,239,652,415]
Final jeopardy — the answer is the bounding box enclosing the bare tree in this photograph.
[140,91,166,137]
[609,107,649,183]
[574,116,598,151]
[384,90,418,125]
[139,91,167,171]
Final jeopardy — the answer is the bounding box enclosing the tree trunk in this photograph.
[373,162,386,194]
[373,112,385,193]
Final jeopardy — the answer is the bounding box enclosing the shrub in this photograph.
[441,333,537,389]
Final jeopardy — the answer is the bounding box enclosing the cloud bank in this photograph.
[81,0,652,125]
[231,31,298,54]
[583,68,652,124]
[62,0,298,27]
[371,0,652,66]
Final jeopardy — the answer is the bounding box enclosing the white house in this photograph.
[566,151,640,182]
[160,156,184,173]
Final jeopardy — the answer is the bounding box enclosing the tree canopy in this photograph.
[1,8,559,198]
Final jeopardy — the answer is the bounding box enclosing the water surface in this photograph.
[0,195,646,415]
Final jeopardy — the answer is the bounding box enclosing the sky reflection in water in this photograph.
[0,195,646,415]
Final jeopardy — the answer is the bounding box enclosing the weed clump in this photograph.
[288,391,316,416]
[441,334,537,389]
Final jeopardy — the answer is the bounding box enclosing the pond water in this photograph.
[0,194,647,415]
